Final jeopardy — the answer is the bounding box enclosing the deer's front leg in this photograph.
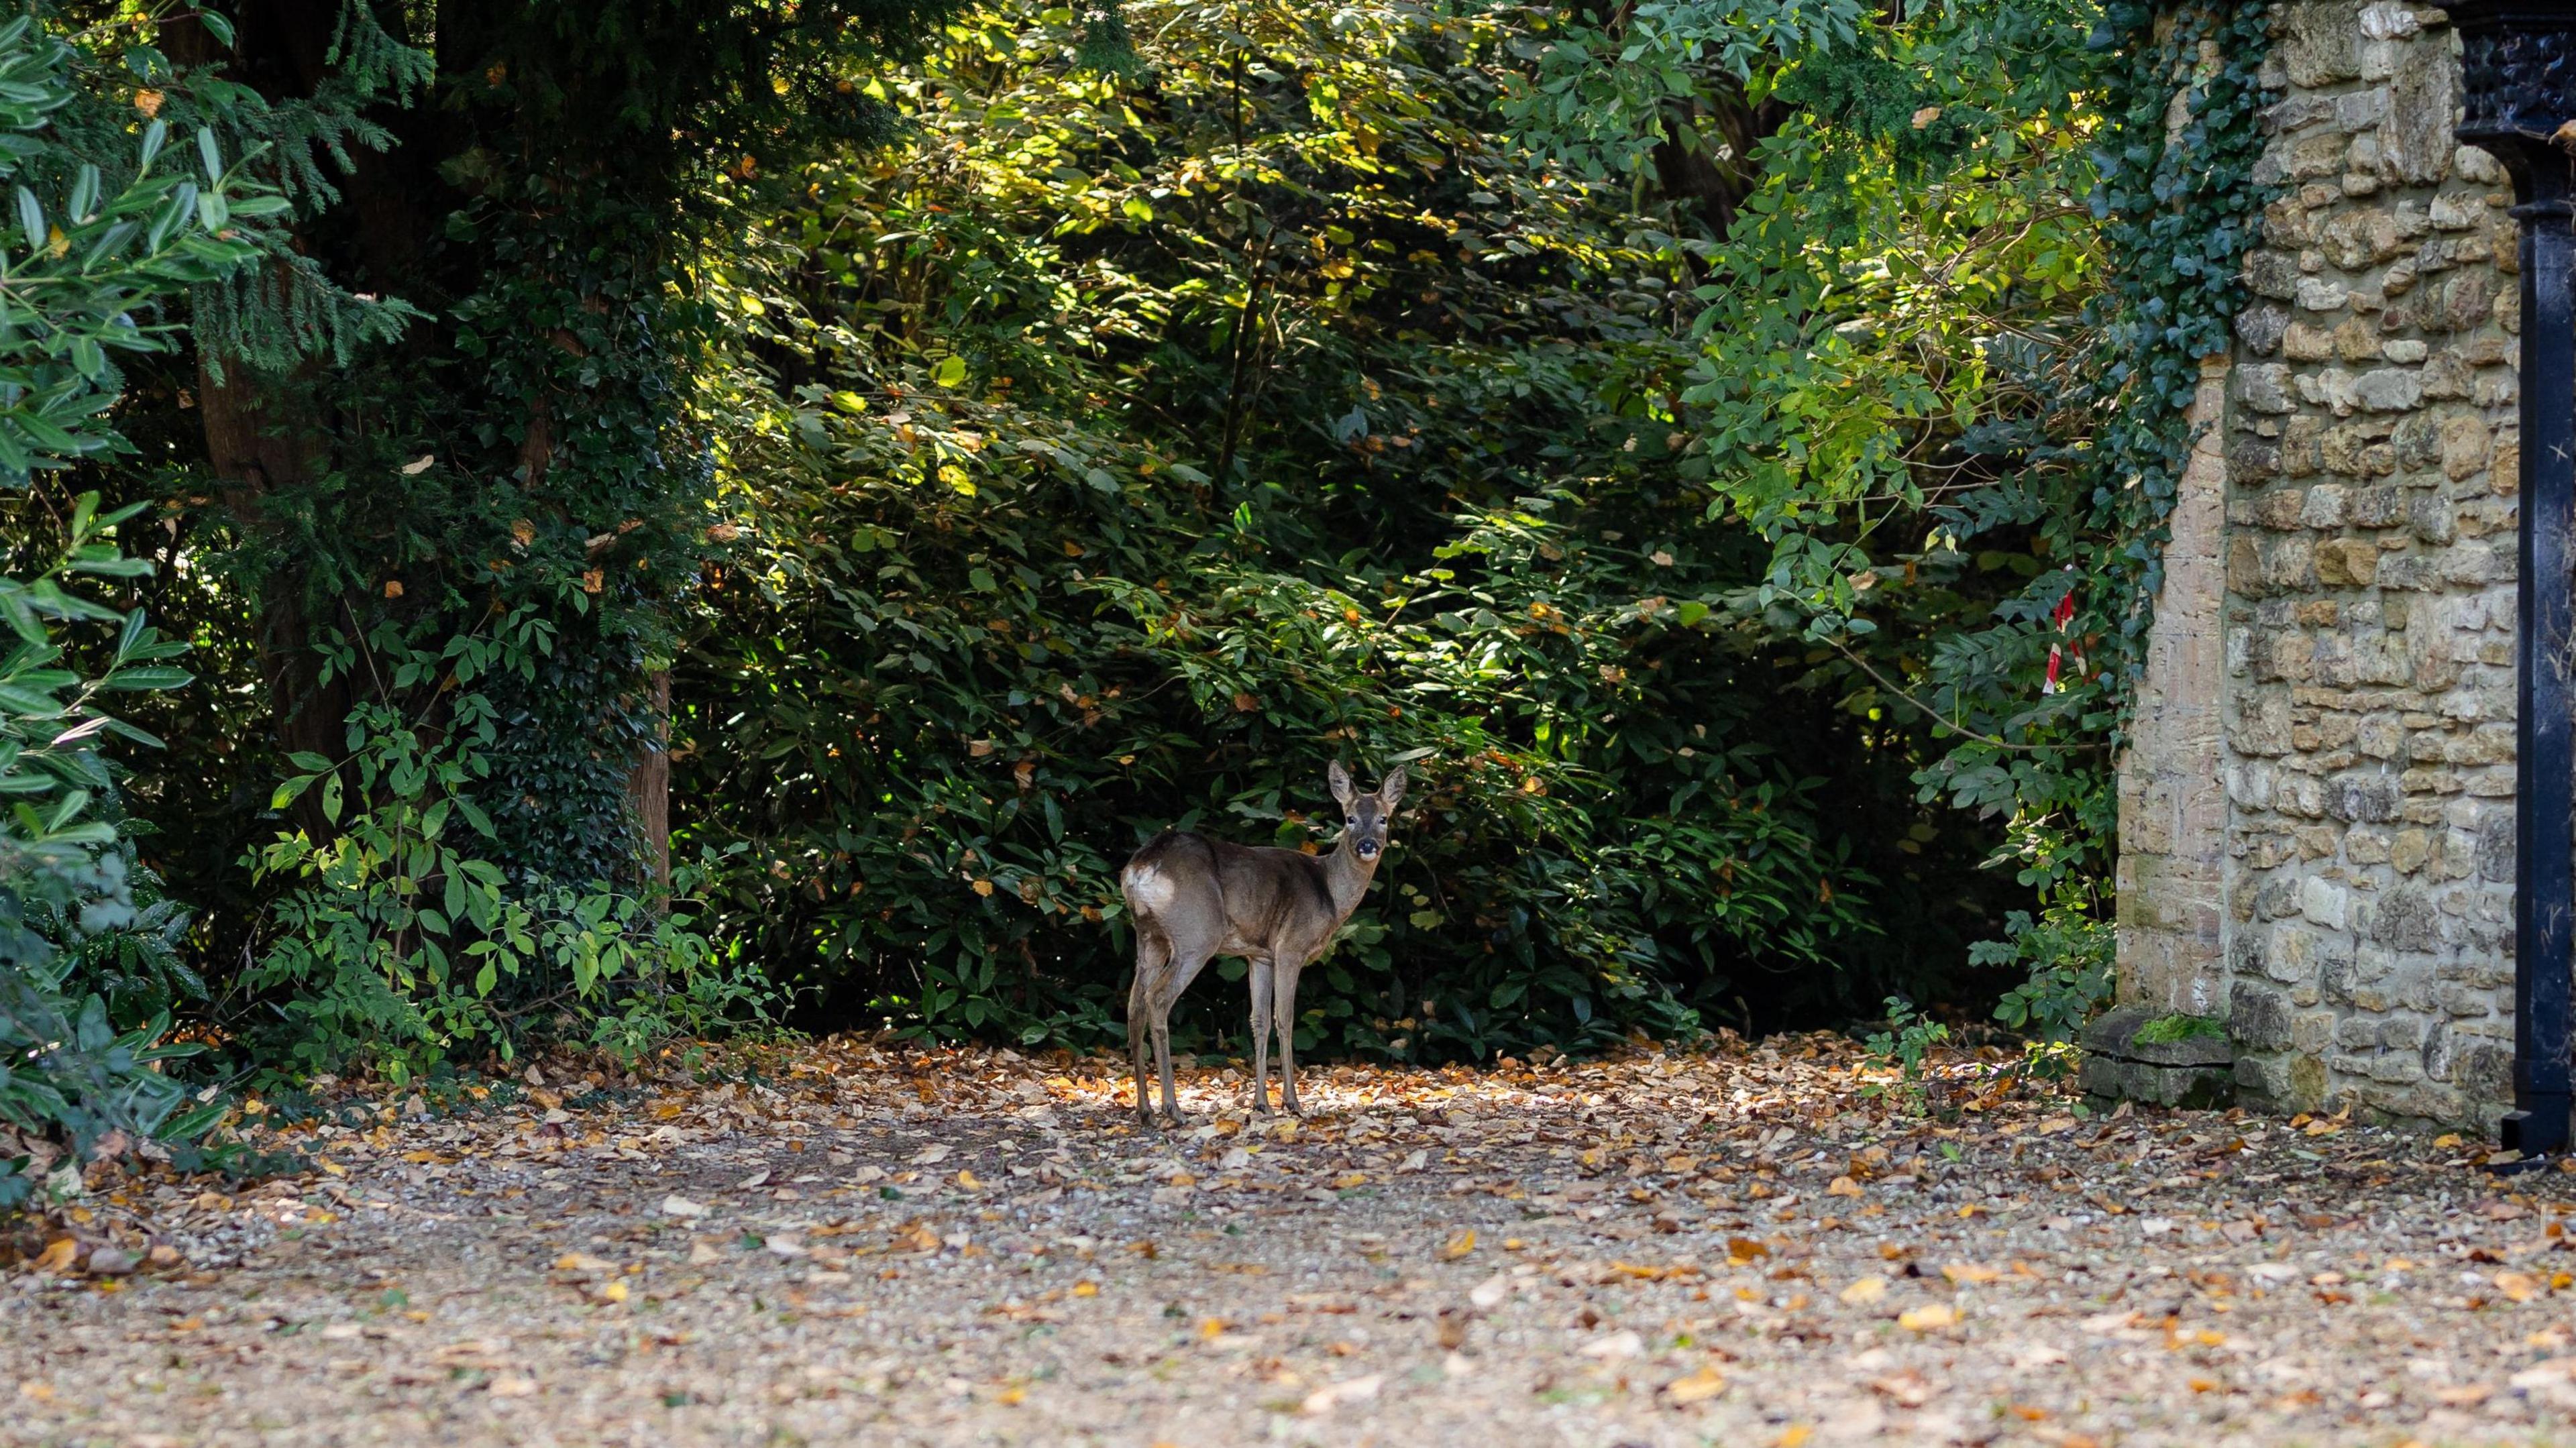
[1247,956,1275,1117]
[1273,962,1304,1117]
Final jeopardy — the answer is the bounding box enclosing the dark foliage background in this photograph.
[2,0,2276,1144]
[669,0,2031,1059]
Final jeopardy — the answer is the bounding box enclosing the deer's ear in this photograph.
[1328,760,1356,807]
[1377,764,1408,809]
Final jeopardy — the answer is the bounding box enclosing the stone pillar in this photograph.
[2116,355,2236,1017]
[2217,1,2520,1129]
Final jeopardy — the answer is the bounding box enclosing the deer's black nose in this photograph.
[1356,840,1380,860]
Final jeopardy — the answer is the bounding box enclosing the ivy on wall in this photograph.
[2087,1,2275,693]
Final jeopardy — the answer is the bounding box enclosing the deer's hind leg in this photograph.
[1150,942,1216,1127]
[1247,955,1275,1117]
[1128,932,1170,1125]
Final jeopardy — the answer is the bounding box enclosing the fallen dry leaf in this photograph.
[1839,1276,1886,1305]
[1300,1373,1383,1414]
[1870,1369,1935,1408]
[2432,1384,2494,1406]
[1663,1365,1727,1405]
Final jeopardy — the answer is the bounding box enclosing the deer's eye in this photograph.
[1344,817,1356,828]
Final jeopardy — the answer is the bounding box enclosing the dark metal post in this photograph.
[2440,1,2576,1158]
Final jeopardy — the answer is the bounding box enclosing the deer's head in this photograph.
[1327,761,1408,865]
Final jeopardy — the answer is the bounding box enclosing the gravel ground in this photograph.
[8,1034,2576,1447]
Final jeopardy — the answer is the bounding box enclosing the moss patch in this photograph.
[2133,1013,2228,1046]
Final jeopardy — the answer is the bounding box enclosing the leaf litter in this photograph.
[5,1032,2576,1445]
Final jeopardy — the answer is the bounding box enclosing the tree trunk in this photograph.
[197,357,350,836]
[629,670,672,890]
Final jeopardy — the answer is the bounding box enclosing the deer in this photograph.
[1119,761,1407,1126]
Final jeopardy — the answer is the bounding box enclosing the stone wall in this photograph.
[2116,1,2524,1128]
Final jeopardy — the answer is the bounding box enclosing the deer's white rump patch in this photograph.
[1122,862,1178,916]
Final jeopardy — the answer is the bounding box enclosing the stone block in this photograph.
[2285,322,2335,361]
[2290,132,2347,180]
[2429,192,2482,231]
[2441,272,2493,330]
[2082,1005,2235,1110]
[2280,3,2361,87]
[2420,348,2474,399]
[2348,485,2404,527]
[2239,303,2291,356]
[2326,771,2401,822]
[2231,983,2294,1050]
[2355,368,2423,412]
[2298,484,2347,528]
[2300,875,2350,928]
[2236,361,2296,413]
[2407,494,2455,545]
[2255,487,2307,530]
[2314,537,2378,586]
[2437,413,2489,478]
[2246,250,2300,300]
[2477,812,2513,883]
[2455,1040,2512,1102]
[2298,276,2352,313]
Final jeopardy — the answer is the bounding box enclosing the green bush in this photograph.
[670,0,2007,1060]
[1981,903,2114,1066]
[241,618,779,1080]
[2,528,227,1209]
[0,16,279,1207]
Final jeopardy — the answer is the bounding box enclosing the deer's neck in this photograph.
[1323,840,1379,920]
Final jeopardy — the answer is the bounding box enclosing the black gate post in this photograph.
[2439,1,2576,1159]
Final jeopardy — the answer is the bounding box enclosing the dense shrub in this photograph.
[0,12,274,1203]
[9,0,2216,1097]
[672,0,2020,1058]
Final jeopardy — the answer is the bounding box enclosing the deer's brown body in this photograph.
[1120,763,1406,1123]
